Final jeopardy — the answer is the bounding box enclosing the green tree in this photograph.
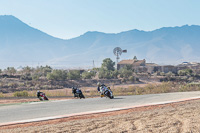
[98,68,112,79]
[118,65,133,78]
[32,73,40,81]
[119,68,132,78]
[82,71,96,79]
[178,70,185,76]
[47,70,67,80]
[178,69,193,76]
[67,70,81,80]
[123,64,134,71]
[40,65,52,76]
[101,58,115,71]
[5,67,16,75]
[31,65,52,80]
[22,66,32,75]
[111,70,119,79]
[98,68,118,79]
[166,71,175,80]
[133,56,137,60]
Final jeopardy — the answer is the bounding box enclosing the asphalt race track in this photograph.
[1,91,200,125]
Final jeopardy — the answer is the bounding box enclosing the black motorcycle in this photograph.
[72,87,85,99]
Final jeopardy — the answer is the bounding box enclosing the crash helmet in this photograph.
[37,90,40,93]
[72,87,75,90]
[97,82,101,87]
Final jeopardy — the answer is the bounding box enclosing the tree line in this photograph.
[0,58,196,82]
[0,58,139,82]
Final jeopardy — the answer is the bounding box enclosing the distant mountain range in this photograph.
[1,15,200,69]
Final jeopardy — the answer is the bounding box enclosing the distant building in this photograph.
[117,59,146,70]
[177,62,200,71]
[117,59,163,73]
[117,59,200,74]
[146,63,161,74]
[161,65,177,73]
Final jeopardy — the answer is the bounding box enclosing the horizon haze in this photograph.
[1,15,200,69]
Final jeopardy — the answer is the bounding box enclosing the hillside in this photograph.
[1,15,200,68]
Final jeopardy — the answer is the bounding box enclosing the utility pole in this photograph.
[93,60,95,68]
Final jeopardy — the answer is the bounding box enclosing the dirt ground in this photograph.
[1,99,200,133]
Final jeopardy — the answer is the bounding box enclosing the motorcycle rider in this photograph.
[72,87,77,97]
[72,87,85,98]
[37,90,43,99]
[36,90,48,101]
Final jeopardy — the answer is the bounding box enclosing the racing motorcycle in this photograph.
[101,87,114,99]
[39,92,49,101]
[72,87,85,99]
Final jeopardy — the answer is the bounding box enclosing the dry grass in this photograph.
[2,82,200,98]
[112,82,200,96]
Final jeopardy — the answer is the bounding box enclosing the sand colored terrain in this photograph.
[1,99,200,133]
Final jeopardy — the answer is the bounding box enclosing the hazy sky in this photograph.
[0,0,200,39]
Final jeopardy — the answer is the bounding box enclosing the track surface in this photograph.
[1,91,200,124]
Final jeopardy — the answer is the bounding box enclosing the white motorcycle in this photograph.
[100,86,114,99]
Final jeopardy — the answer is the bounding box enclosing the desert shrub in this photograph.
[119,69,132,78]
[0,92,4,98]
[7,83,18,88]
[134,87,144,95]
[119,65,134,79]
[188,82,200,87]
[178,69,193,76]
[21,66,32,75]
[165,71,175,81]
[128,76,136,81]
[32,73,40,81]
[111,70,119,79]
[98,69,118,79]
[47,70,67,80]
[118,82,173,95]
[41,65,52,76]
[67,70,81,80]
[13,91,29,97]
[82,71,96,79]
[160,72,165,76]
[40,85,53,90]
[34,65,52,77]
[20,74,32,80]
[18,83,25,87]
[4,67,16,75]
[121,78,127,83]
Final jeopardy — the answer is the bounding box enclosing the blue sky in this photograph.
[0,0,200,39]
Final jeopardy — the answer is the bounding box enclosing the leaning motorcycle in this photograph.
[101,87,114,99]
[74,89,85,99]
[39,93,49,101]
